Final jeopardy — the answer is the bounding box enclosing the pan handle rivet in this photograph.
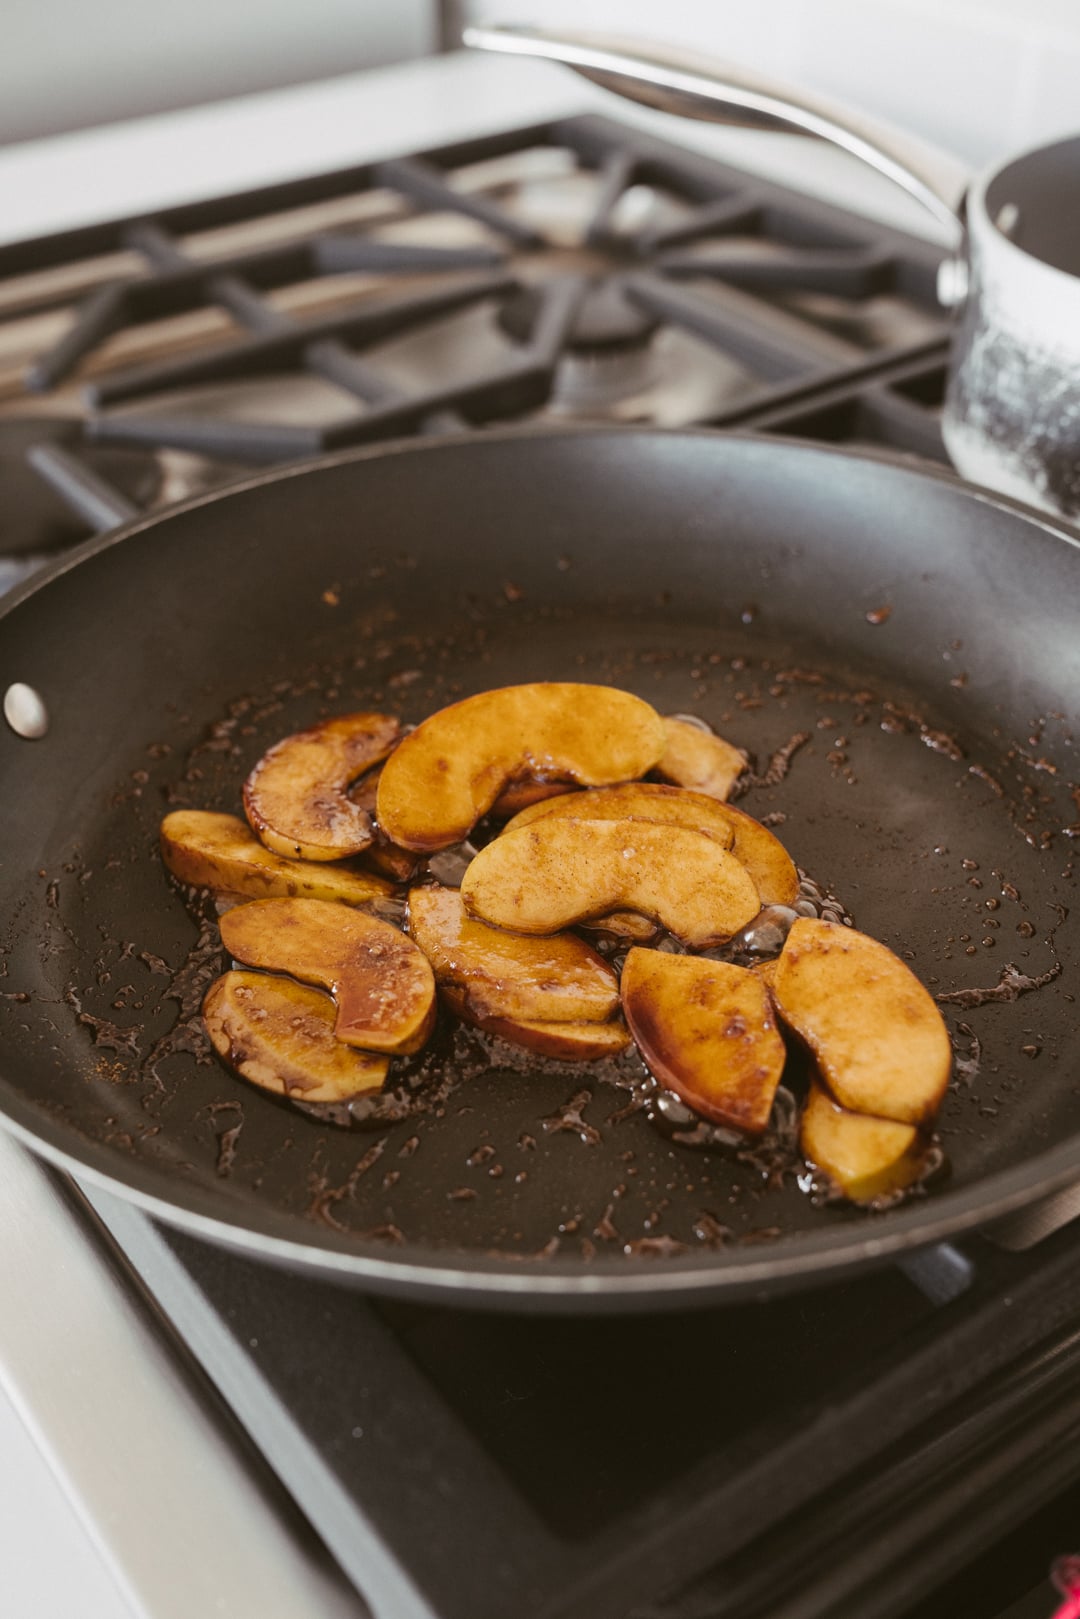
[4,683,49,740]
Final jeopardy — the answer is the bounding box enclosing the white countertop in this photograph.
[0,48,945,250]
[0,45,946,1619]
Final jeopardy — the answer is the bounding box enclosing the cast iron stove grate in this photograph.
[0,113,951,565]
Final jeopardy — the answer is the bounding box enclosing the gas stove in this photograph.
[1,50,1077,1619]
[0,104,948,585]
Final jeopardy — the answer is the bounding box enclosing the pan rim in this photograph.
[4,424,1080,1306]
[3,423,1079,626]
[5,1101,1080,1306]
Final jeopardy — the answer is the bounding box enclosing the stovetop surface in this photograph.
[90,1184,1080,1619]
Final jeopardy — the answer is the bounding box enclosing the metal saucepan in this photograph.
[2,429,1079,1311]
[467,24,1080,519]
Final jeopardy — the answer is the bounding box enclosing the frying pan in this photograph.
[2,427,1079,1312]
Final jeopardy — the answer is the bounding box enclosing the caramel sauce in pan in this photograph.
[51,657,1070,1258]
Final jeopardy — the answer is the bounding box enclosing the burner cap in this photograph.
[498,278,660,353]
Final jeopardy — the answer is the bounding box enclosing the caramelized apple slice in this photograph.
[244,711,401,861]
[161,810,396,907]
[408,884,618,1023]
[375,683,666,851]
[504,782,736,849]
[654,716,747,800]
[715,803,800,906]
[220,897,435,1054]
[203,971,388,1102]
[621,949,785,1134]
[442,986,630,1060]
[801,1083,927,1203]
[349,768,423,883]
[504,781,797,906]
[461,819,759,948]
[772,918,951,1124]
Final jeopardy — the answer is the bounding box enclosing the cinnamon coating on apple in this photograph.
[158,682,951,1209]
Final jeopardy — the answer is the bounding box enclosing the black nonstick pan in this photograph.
[2,427,1079,1311]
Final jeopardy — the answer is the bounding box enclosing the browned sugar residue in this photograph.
[306,1138,387,1230]
[692,1213,732,1247]
[969,763,1005,797]
[921,728,965,762]
[198,1101,245,1176]
[593,1202,619,1242]
[741,1226,783,1245]
[540,1088,601,1145]
[62,988,141,1061]
[952,1022,982,1086]
[937,960,1062,1009]
[359,1223,405,1244]
[623,1235,688,1258]
[740,731,811,792]
[865,604,892,626]
[216,1119,243,1176]
[143,917,224,1076]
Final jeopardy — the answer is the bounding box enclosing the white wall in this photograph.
[1,0,433,147]
[464,0,1080,165]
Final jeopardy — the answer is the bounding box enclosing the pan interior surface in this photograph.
[1,429,1078,1308]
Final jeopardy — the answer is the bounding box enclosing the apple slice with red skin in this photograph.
[219,896,435,1054]
[407,884,618,1024]
[441,986,630,1061]
[375,683,666,851]
[348,767,423,883]
[621,948,786,1134]
[244,711,401,861]
[203,971,388,1102]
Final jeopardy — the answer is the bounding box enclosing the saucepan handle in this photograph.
[464,23,971,244]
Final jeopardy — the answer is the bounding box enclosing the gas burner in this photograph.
[497,277,659,352]
[548,340,663,415]
[499,276,666,413]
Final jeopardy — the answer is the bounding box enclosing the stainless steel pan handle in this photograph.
[464,23,970,243]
